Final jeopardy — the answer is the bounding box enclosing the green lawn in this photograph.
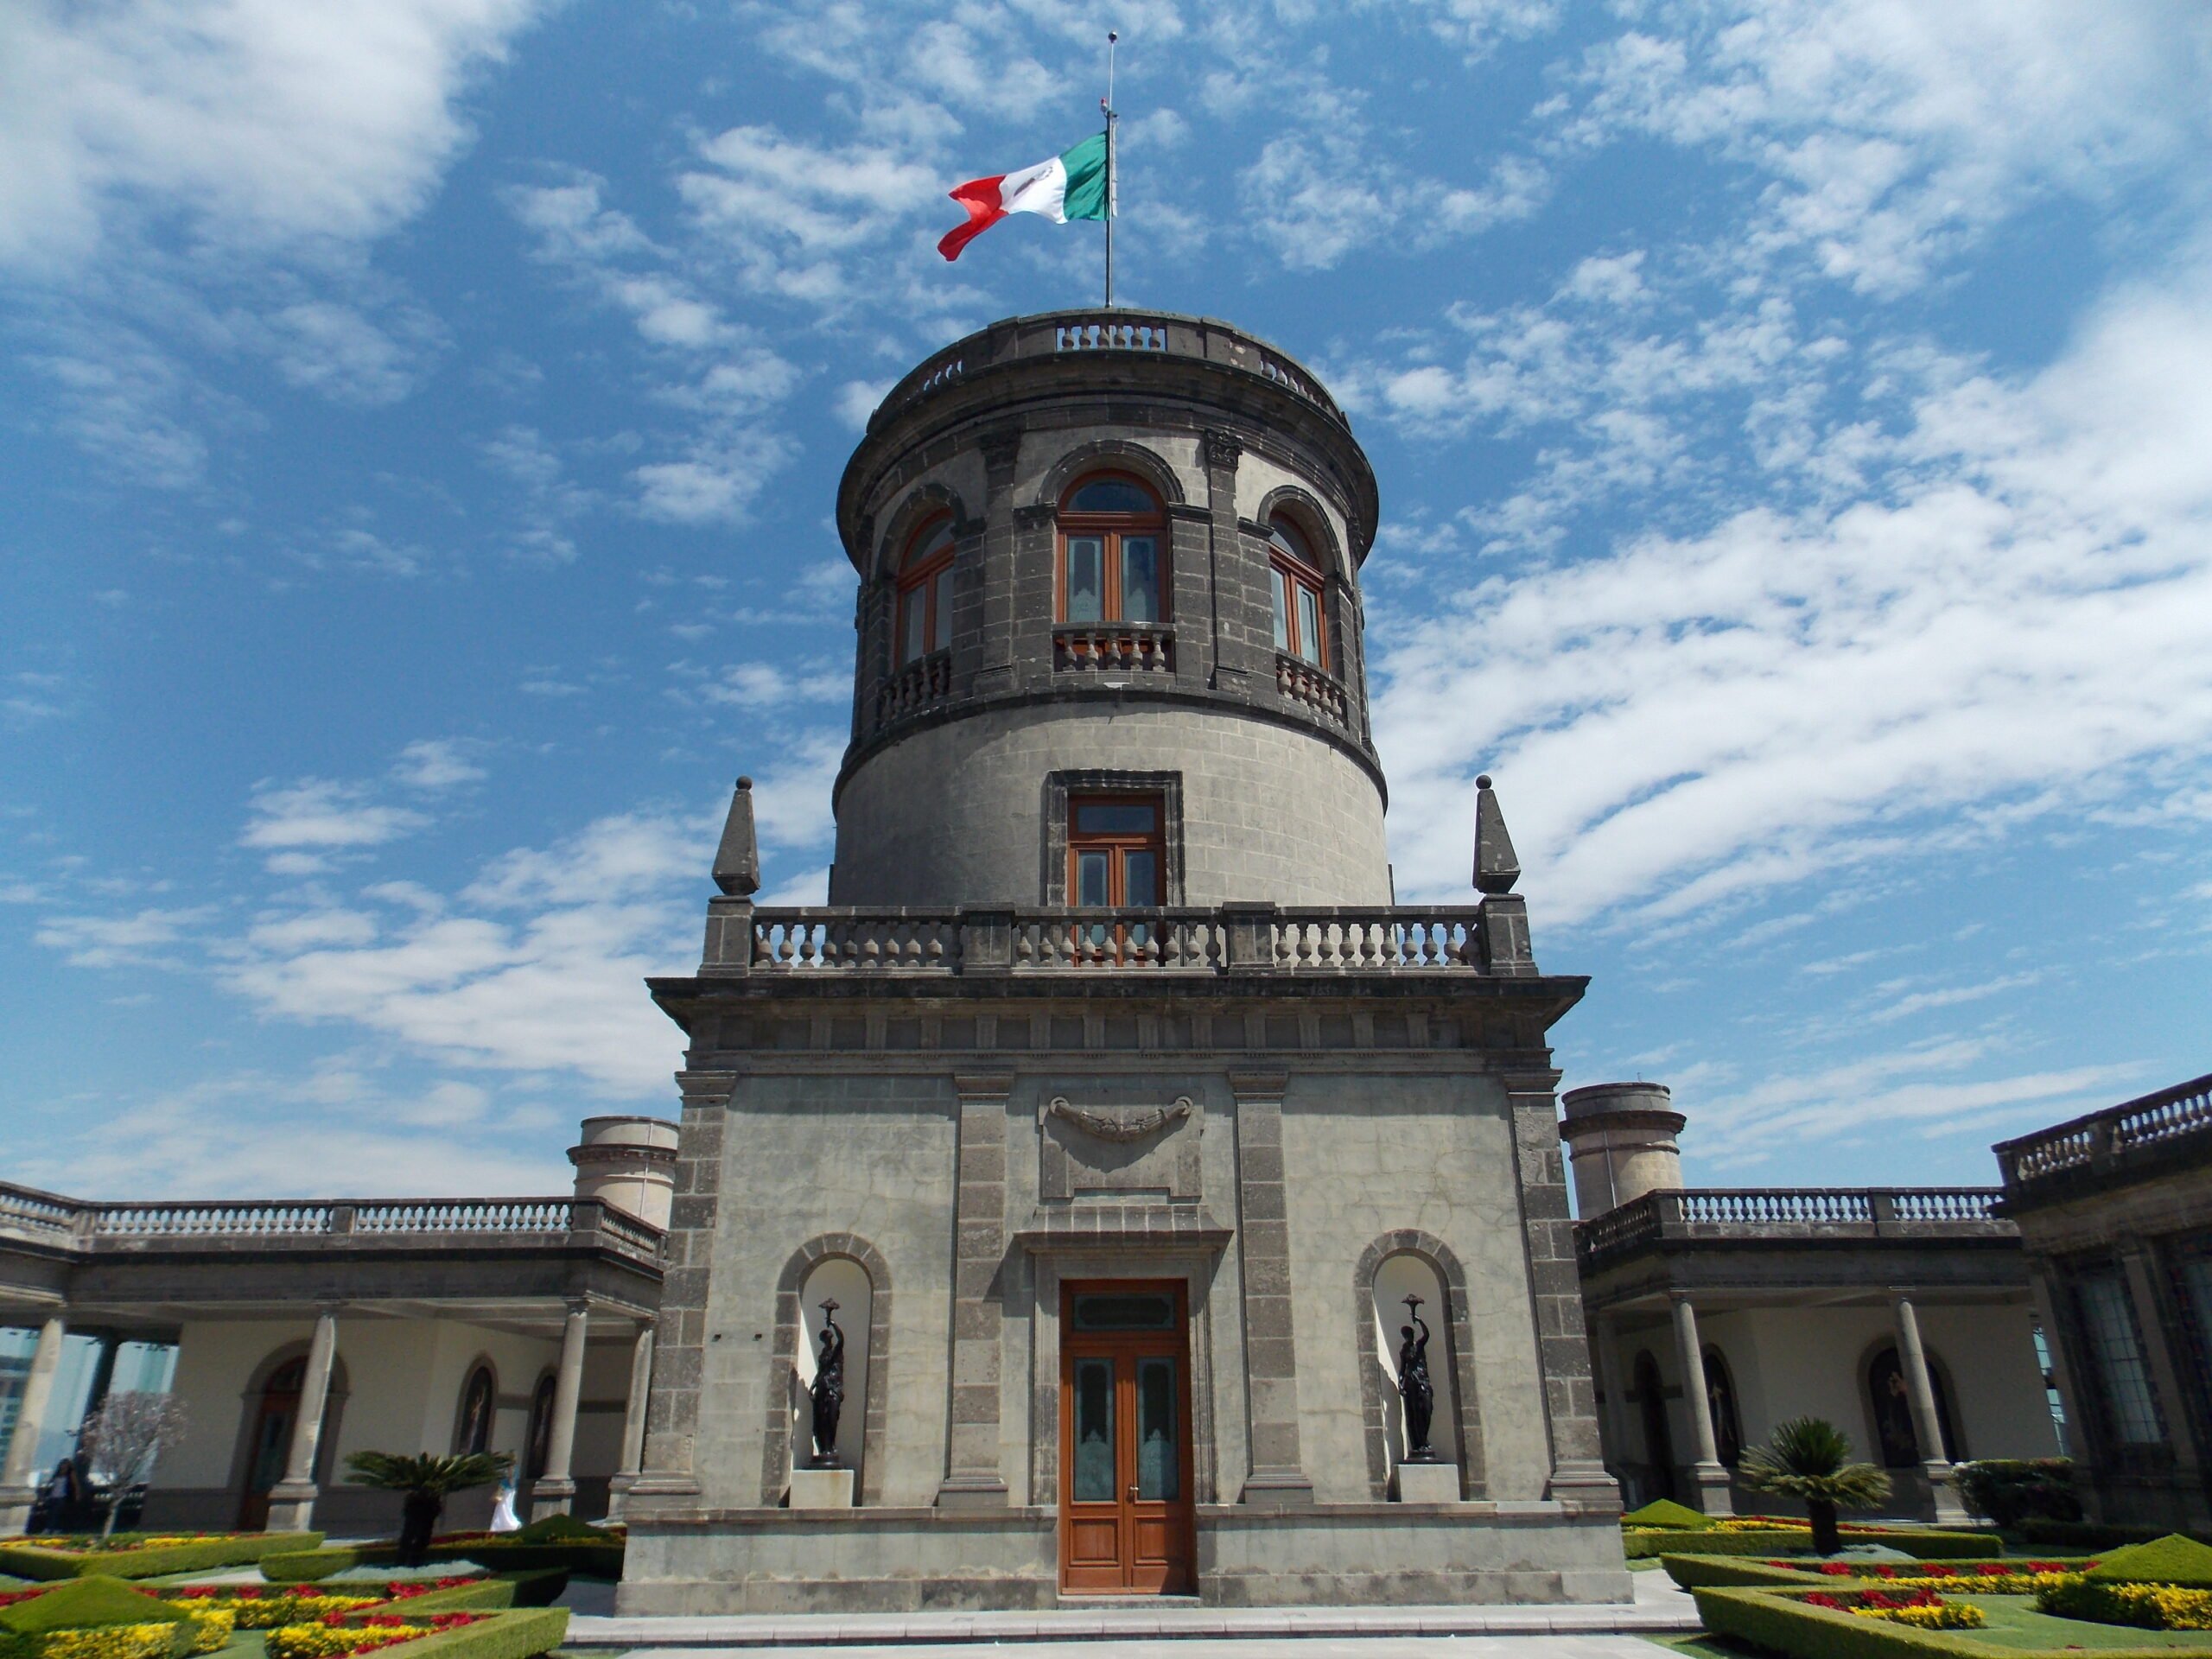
[205,1630,268,1659]
[1956,1596,2212,1650]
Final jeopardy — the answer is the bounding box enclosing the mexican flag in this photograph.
[937,132,1109,262]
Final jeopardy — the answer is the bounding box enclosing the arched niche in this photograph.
[792,1256,874,1483]
[1370,1252,1459,1471]
[760,1233,893,1506]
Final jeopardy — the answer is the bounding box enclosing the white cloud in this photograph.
[0,0,547,275]
[242,779,430,861]
[1374,246,2212,927]
[35,906,213,969]
[392,739,487,791]
[694,662,846,710]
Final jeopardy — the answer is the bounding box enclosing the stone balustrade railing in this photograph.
[715,899,1535,978]
[874,649,952,724]
[0,1187,661,1265]
[871,310,1348,431]
[1995,1072,2212,1189]
[1054,624,1175,675]
[1277,654,1350,725]
[1576,1185,2011,1269]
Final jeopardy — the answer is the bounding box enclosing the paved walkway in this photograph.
[564,1568,1699,1654]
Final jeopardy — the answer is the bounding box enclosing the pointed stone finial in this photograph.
[1472,772,1521,895]
[712,776,760,897]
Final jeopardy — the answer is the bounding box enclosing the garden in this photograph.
[1641,1417,2212,1659]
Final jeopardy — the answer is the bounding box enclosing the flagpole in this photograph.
[1103,29,1117,308]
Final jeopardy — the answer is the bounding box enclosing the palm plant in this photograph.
[345,1451,514,1566]
[1737,1416,1891,1554]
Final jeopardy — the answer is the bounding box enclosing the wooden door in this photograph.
[1059,1282,1195,1595]
[237,1357,304,1529]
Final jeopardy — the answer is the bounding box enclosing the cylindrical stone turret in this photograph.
[569,1115,680,1230]
[1559,1083,1687,1218]
[828,311,1390,909]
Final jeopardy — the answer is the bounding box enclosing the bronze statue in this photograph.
[809,1300,846,1465]
[1397,1294,1436,1461]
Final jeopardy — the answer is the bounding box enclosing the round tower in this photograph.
[828,311,1389,909]
[1558,1083,1686,1218]
[569,1115,679,1229]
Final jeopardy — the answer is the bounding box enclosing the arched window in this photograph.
[524,1372,557,1482]
[1058,474,1165,625]
[1267,517,1327,668]
[1868,1345,1963,1467]
[1702,1346,1743,1465]
[895,517,956,664]
[454,1363,495,1456]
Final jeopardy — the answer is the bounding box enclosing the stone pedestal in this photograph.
[790,1467,855,1509]
[1391,1460,1460,1503]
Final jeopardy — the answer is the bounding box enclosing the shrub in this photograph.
[1621,1499,1715,1530]
[0,1535,324,1583]
[1623,1525,1990,1560]
[0,1580,191,1637]
[266,1609,564,1659]
[2087,1535,2212,1588]
[1738,1419,1893,1556]
[2019,1517,2212,1551]
[1951,1459,2082,1528]
[2040,1579,2212,1630]
[33,1624,185,1659]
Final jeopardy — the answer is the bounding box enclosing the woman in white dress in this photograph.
[488,1474,521,1533]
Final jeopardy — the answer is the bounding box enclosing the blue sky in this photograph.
[4,0,2209,1202]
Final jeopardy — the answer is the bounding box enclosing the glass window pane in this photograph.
[909,519,954,567]
[1270,568,1291,652]
[1076,851,1110,907]
[1297,585,1323,665]
[931,567,955,650]
[1136,1357,1179,1501]
[1072,1357,1116,1502]
[1121,537,1159,623]
[1268,517,1313,565]
[1065,537,1103,621]
[1076,802,1157,834]
[899,593,925,663]
[1072,1294,1176,1331]
[1122,849,1158,907]
[1069,478,1158,514]
[2076,1270,2164,1445]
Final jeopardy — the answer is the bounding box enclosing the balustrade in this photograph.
[1277,654,1349,725]
[9,1192,664,1261]
[94,1202,334,1237]
[1996,1072,2212,1188]
[1577,1185,2009,1268]
[1055,319,1171,353]
[875,651,952,725]
[1053,625,1174,674]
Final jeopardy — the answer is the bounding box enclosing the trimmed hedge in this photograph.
[263,1541,617,1585]
[1624,1498,1717,1530]
[2019,1518,2212,1552]
[1691,1584,2171,1659]
[2087,1535,2212,1588]
[384,1573,569,1614]
[1624,1526,1993,1560]
[1661,1554,1823,1589]
[332,1609,565,1659]
[0,1537,323,1583]
[1660,1554,2103,1592]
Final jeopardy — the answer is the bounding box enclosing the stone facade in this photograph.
[619,310,1629,1611]
[1995,1074,2212,1532]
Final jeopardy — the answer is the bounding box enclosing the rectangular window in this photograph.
[1270,558,1328,668]
[2075,1268,2165,1446]
[1122,537,1160,623]
[1065,537,1103,623]
[931,566,955,651]
[1296,585,1323,665]
[1270,568,1291,652]
[1068,795,1165,957]
[899,592,927,663]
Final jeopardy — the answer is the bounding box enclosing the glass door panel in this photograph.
[1135,1357,1179,1501]
[1071,1357,1116,1503]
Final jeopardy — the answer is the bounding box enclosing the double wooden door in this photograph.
[1058,1282,1195,1595]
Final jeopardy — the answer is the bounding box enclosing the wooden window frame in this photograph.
[1066,793,1166,908]
[1268,518,1329,670]
[1057,474,1169,626]
[895,515,956,666]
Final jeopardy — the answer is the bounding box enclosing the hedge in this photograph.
[2086,1535,2212,1588]
[0,1537,323,1583]
[1660,1554,2103,1592]
[327,1609,565,1659]
[1691,1584,2167,1659]
[380,1573,569,1613]
[2020,1519,2212,1552]
[263,1543,617,1585]
[1625,1527,1993,1560]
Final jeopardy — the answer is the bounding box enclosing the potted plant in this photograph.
[1738,1417,1891,1554]
[344,1452,514,1567]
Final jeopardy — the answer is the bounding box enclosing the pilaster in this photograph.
[1230,1070,1313,1506]
[939,1072,1014,1507]
[632,1071,732,1503]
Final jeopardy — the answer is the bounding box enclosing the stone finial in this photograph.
[1472,773,1521,895]
[712,776,760,897]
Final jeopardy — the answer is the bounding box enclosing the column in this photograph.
[606,1322,656,1517]
[530,1301,589,1519]
[265,1309,338,1532]
[1669,1294,1733,1516]
[0,1315,67,1533]
[1504,1066,1618,1509]
[1892,1297,1967,1524]
[1230,1071,1313,1505]
[939,1073,1011,1506]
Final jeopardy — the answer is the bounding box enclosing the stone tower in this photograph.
[621,311,1626,1613]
